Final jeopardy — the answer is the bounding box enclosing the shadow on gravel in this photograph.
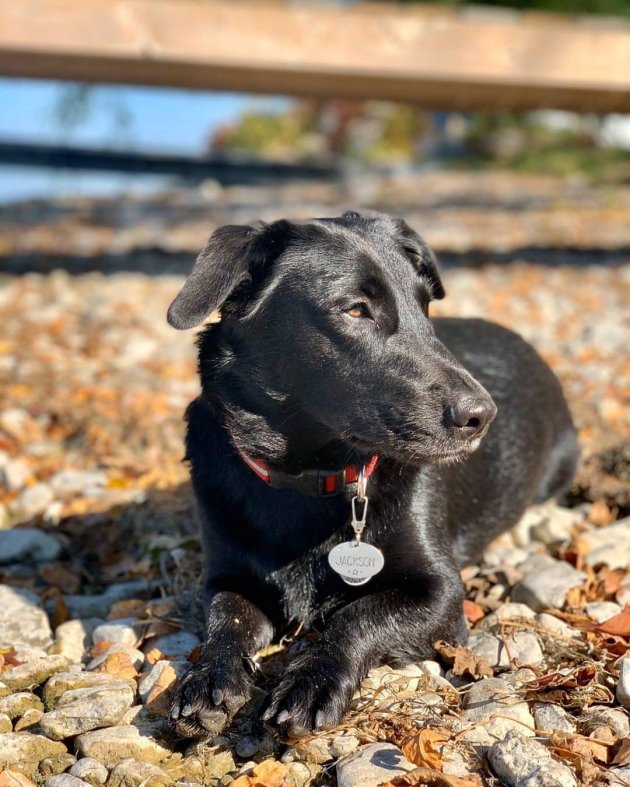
[1,246,629,276]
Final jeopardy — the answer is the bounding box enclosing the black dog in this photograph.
[167,212,578,738]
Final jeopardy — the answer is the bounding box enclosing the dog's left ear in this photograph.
[167,221,292,329]
[395,219,445,300]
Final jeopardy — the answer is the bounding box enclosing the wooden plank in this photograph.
[0,0,629,112]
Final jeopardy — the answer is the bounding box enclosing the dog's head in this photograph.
[168,212,496,464]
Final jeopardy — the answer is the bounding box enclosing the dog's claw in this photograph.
[212,688,224,706]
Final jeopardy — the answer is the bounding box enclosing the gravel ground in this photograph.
[0,171,628,786]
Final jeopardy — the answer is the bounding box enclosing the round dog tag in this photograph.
[328,541,384,586]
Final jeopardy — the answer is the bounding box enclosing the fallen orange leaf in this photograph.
[402,728,449,770]
[231,759,289,787]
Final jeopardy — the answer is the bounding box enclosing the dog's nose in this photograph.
[447,397,497,438]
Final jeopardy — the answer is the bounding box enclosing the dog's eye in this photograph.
[345,303,372,320]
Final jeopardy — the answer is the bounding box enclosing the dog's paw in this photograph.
[170,658,251,738]
[262,649,358,737]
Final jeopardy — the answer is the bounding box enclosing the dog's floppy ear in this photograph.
[168,220,297,329]
[395,219,445,300]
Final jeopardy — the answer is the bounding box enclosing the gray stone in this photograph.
[506,631,545,668]
[467,630,543,670]
[45,776,91,787]
[585,601,622,623]
[480,602,537,629]
[0,732,67,778]
[1,655,68,691]
[68,757,109,786]
[43,671,137,710]
[75,726,172,768]
[467,631,510,669]
[62,580,160,619]
[50,471,107,498]
[0,528,62,565]
[616,657,630,707]
[579,706,630,739]
[86,644,144,673]
[52,619,103,664]
[461,677,535,746]
[147,630,200,657]
[512,559,586,611]
[17,483,54,518]
[91,619,142,648]
[488,730,577,786]
[0,692,44,720]
[0,585,53,648]
[106,760,171,787]
[39,682,136,740]
[235,736,259,759]
[536,613,580,639]
[533,703,576,733]
[336,743,415,787]
[330,734,360,758]
[582,519,630,569]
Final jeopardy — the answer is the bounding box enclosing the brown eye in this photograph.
[345,303,372,320]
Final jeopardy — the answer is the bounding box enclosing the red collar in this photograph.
[236,447,378,497]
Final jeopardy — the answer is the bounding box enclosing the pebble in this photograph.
[585,600,622,623]
[45,777,91,787]
[146,630,200,657]
[0,528,62,565]
[533,702,576,733]
[0,732,67,779]
[1,656,68,692]
[461,677,535,746]
[91,619,143,648]
[467,631,509,669]
[49,471,107,498]
[52,619,103,664]
[512,559,586,611]
[0,713,11,733]
[336,743,415,787]
[0,585,53,648]
[14,709,44,732]
[579,706,630,739]
[75,725,172,769]
[39,682,136,740]
[478,602,536,630]
[536,613,581,639]
[616,658,630,707]
[0,693,44,720]
[43,671,137,710]
[488,730,577,786]
[106,760,171,787]
[0,458,30,491]
[286,761,315,787]
[235,737,259,759]
[86,644,145,673]
[581,519,630,569]
[63,580,161,620]
[467,630,543,670]
[330,734,360,758]
[68,757,109,786]
[17,483,54,518]
[138,660,186,716]
[38,751,76,777]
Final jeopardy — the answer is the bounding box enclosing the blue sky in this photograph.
[0,79,289,203]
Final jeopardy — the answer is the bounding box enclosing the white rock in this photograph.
[146,630,200,657]
[488,730,577,786]
[579,706,629,739]
[336,743,415,787]
[75,725,172,769]
[0,528,62,564]
[50,471,107,498]
[616,657,630,707]
[330,734,360,758]
[40,682,136,740]
[1,458,30,491]
[45,776,91,787]
[68,757,108,785]
[461,678,535,746]
[467,630,543,670]
[1,655,68,691]
[0,586,53,648]
[582,519,630,570]
[17,483,54,518]
[512,560,586,611]
[91,619,142,648]
[52,619,103,664]
[585,601,622,623]
[533,703,576,733]
[467,631,510,669]
[43,671,137,710]
[536,613,581,639]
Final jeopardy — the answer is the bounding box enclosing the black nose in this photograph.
[447,397,497,438]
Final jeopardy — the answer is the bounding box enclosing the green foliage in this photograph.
[393,0,630,15]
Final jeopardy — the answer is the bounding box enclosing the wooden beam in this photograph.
[1,0,629,112]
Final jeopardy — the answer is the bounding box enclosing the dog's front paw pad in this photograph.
[170,661,250,739]
[263,656,355,737]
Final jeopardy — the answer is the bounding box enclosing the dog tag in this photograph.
[328,540,384,586]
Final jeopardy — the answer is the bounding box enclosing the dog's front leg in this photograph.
[263,574,465,736]
[170,590,273,737]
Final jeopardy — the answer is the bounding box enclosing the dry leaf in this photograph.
[90,641,115,656]
[402,728,449,770]
[144,661,178,717]
[145,647,166,666]
[384,767,483,786]
[463,600,485,624]
[0,648,23,674]
[231,759,289,787]
[92,650,138,679]
[613,738,630,766]
[589,605,630,637]
[108,598,148,620]
[434,640,493,680]
[0,772,36,787]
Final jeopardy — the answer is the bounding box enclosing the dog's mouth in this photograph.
[347,428,486,466]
